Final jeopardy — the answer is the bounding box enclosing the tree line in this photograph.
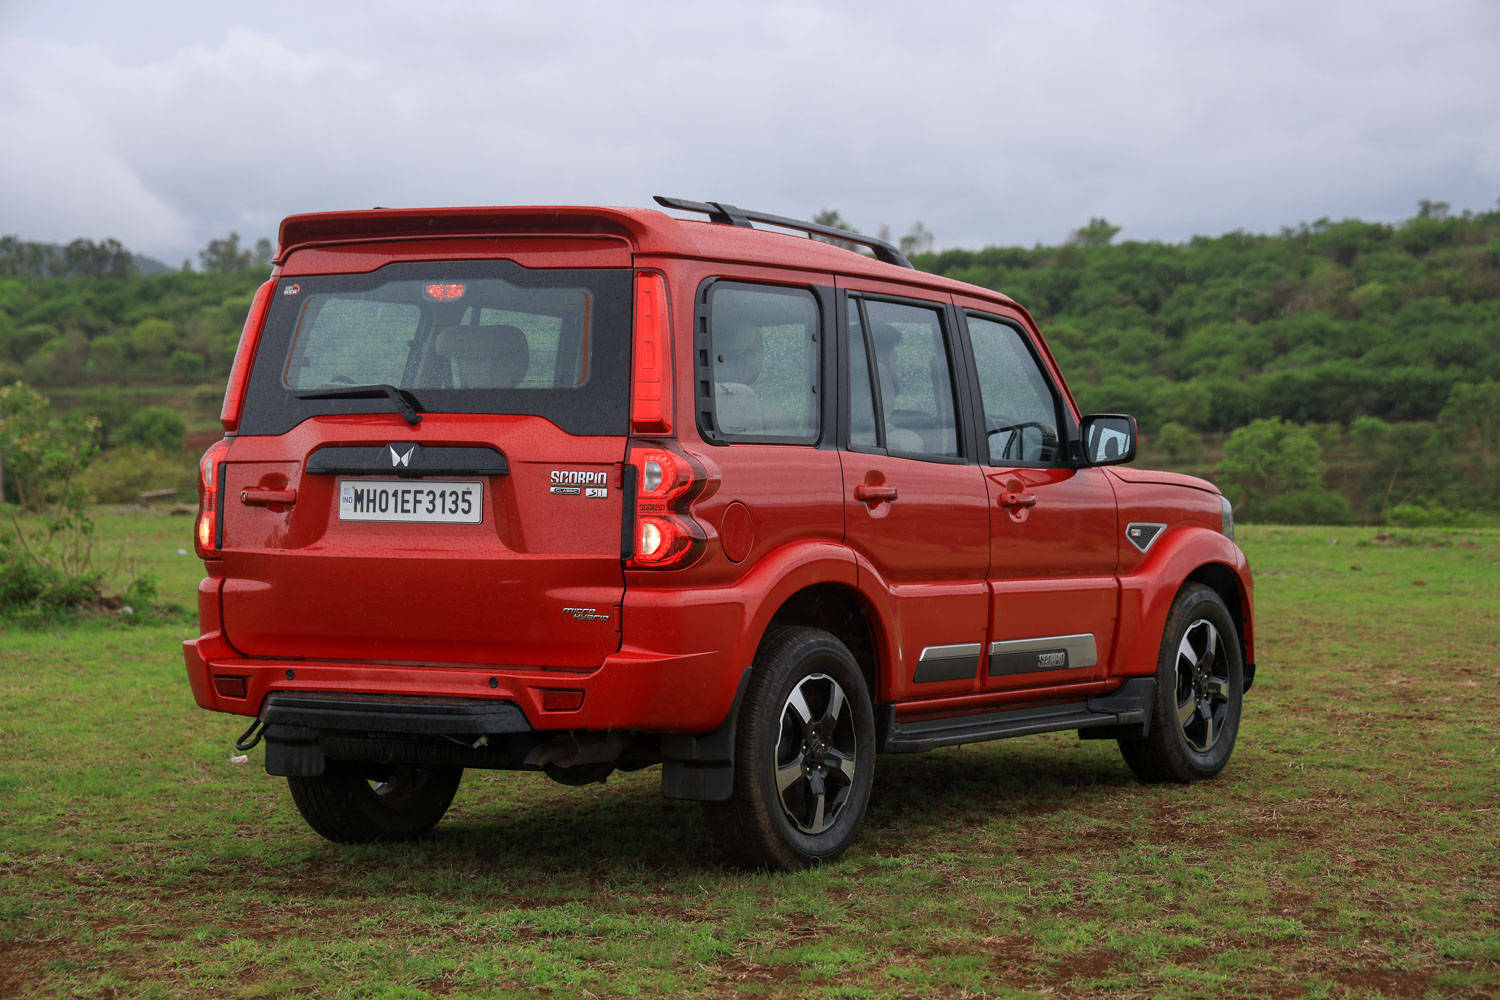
[2,205,1498,524]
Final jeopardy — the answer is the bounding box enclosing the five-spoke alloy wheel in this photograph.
[1120,583,1244,783]
[774,672,861,836]
[706,627,875,870]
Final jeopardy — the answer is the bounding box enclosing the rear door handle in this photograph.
[241,488,297,506]
[999,491,1037,509]
[854,484,899,503]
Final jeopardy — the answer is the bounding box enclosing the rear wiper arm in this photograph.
[296,383,424,426]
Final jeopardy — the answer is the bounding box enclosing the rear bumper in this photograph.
[184,632,740,736]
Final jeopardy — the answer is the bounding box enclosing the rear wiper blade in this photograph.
[297,383,424,426]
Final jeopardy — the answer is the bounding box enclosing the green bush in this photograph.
[1261,488,1353,525]
[81,446,196,503]
[168,349,204,377]
[1387,501,1479,528]
[115,406,187,453]
[0,554,102,621]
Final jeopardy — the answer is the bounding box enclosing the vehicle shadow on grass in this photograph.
[258,739,1143,886]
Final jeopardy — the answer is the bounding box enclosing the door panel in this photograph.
[983,465,1119,689]
[838,285,990,702]
[958,306,1123,689]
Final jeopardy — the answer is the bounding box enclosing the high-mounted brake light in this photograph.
[423,283,467,301]
[631,272,672,435]
[195,438,231,559]
[220,280,275,432]
[626,444,704,568]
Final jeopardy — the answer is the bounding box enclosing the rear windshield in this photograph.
[238,261,631,436]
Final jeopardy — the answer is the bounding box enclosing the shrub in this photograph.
[81,446,196,503]
[168,349,204,377]
[1260,488,1353,525]
[115,406,187,453]
[1217,417,1324,521]
[1387,501,1479,528]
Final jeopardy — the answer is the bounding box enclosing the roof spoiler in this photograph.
[653,195,915,269]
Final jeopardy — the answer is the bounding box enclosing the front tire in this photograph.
[1119,583,1243,783]
[288,761,462,843]
[704,627,875,870]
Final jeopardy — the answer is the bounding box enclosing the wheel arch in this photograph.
[760,582,883,705]
[1184,561,1255,688]
[1115,525,1254,680]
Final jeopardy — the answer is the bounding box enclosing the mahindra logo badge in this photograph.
[388,444,416,468]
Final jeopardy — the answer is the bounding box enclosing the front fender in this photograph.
[1114,525,1253,676]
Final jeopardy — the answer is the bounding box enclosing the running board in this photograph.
[879,678,1155,753]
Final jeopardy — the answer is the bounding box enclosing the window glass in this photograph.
[967,315,1063,464]
[243,262,629,437]
[707,283,819,440]
[847,307,878,447]
[862,299,959,457]
[282,276,594,392]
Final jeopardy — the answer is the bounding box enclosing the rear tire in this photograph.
[704,627,875,870]
[1119,583,1243,783]
[288,761,462,842]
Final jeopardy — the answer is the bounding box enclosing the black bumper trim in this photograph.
[260,692,533,736]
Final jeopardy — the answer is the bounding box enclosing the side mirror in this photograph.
[1081,413,1137,466]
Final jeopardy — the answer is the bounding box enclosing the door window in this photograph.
[967,315,1063,465]
[851,298,961,458]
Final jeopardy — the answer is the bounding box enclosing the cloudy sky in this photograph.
[2,0,1497,265]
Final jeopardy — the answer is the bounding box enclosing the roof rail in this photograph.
[653,195,915,269]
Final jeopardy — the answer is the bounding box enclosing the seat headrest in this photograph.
[433,324,530,388]
[715,324,765,385]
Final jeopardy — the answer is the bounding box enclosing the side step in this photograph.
[879,678,1155,753]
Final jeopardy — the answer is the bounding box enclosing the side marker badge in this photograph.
[1126,522,1166,554]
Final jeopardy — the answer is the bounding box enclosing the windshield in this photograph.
[239,261,631,436]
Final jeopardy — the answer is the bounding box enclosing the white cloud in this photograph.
[1,0,1496,262]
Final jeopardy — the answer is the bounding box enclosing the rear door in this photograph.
[219,253,633,669]
[837,285,991,702]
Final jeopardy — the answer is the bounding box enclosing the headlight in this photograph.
[1220,496,1235,541]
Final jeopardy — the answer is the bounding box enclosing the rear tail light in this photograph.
[220,279,275,432]
[630,271,673,435]
[627,444,705,568]
[195,438,231,559]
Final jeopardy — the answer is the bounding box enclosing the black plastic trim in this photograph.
[880,678,1156,752]
[306,443,508,478]
[912,647,981,684]
[260,691,533,735]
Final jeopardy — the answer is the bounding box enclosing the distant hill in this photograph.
[1,206,1496,524]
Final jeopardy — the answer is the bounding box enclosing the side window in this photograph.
[967,314,1063,464]
[705,283,820,442]
[861,298,960,458]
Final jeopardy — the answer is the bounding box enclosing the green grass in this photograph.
[2,522,1497,998]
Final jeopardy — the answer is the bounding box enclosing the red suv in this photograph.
[186,197,1254,869]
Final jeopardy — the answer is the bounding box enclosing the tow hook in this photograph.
[234,717,267,752]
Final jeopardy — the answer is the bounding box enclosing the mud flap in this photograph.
[659,668,751,802]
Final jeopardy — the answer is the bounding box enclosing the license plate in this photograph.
[338,480,483,523]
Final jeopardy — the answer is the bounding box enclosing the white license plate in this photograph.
[338,480,483,523]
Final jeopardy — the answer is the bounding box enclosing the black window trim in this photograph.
[958,309,1080,470]
[838,290,976,466]
[692,276,834,448]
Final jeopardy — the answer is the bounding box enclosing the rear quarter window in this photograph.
[699,281,821,444]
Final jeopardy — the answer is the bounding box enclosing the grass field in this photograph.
[1,518,1497,999]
